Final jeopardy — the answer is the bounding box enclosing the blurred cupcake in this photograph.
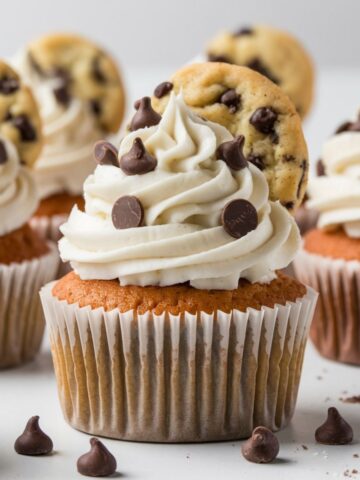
[294,116,360,364]
[41,89,316,441]
[12,33,126,241]
[206,24,314,119]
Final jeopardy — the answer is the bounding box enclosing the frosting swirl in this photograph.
[59,93,300,290]
[12,50,102,199]
[0,136,38,236]
[307,132,360,238]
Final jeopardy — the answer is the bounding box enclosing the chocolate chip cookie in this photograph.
[25,33,125,133]
[152,62,308,211]
[206,25,314,119]
[0,60,42,166]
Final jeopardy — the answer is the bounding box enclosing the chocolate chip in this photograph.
[207,53,232,64]
[53,83,70,106]
[219,89,241,113]
[14,416,53,456]
[250,107,277,134]
[241,426,279,464]
[154,81,173,99]
[247,58,279,85]
[297,159,307,198]
[221,199,258,239]
[0,139,8,164]
[0,76,20,95]
[335,121,352,134]
[11,115,36,141]
[90,99,102,117]
[120,137,157,175]
[94,140,119,166]
[247,153,265,171]
[92,57,107,84]
[283,201,294,210]
[283,154,295,162]
[315,407,353,445]
[234,26,254,36]
[130,97,161,131]
[316,158,326,176]
[216,135,247,170]
[112,195,144,229]
[77,437,117,477]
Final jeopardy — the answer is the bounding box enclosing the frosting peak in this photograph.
[59,93,300,290]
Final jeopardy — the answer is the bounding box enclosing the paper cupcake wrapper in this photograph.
[0,244,59,368]
[41,283,317,442]
[294,249,360,365]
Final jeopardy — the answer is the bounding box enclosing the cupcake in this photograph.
[12,33,126,242]
[0,60,59,368]
[41,64,317,442]
[294,117,360,365]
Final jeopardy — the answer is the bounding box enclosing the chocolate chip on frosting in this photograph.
[207,53,232,64]
[250,107,278,134]
[221,199,258,239]
[0,139,8,164]
[112,195,144,229]
[77,437,117,477]
[216,135,247,170]
[0,76,20,95]
[241,426,280,464]
[94,140,119,166]
[14,416,53,456]
[154,81,173,99]
[130,97,161,131]
[219,88,241,113]
[11,114,37,141]
[315,407,353,445]
[120,137,157,175]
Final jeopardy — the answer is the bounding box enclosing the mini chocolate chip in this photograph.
[315,407,353,445]
[283,201,294,210]
[12,115,36,141]
[154,81,173,99]
[120,137,157,175]
[241,426,279,464]
[94,140,119,166]
[130,97,161,131]
[77,437,117,477]
[247,58,279,85]
[0,76,20,95]
[247,153,265,171]
[216,135,247,170]
[221,199,258,239]
[14,416,53,456]
[0,139,8,164]
[207,53,232,63]
[234,26,254,36]
[112,195,144,229]
[219,89,241,113]
[250,107,277,134]
[90,99,102,116]
[92,57,107,84]
[283,154,295,162]
[270,131,279,144]
[53,83,70,106]
[316,159,326,176]
[335,121,352,134]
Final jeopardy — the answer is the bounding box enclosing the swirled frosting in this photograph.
[0,136,38,236]
[307,132,360,238]
[59,93,300,290]
[12,50,102,199]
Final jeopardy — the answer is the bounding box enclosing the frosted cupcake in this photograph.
[41,92,317,441]
[12,33,126,241]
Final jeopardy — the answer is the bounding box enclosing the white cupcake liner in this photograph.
[0,243,59,368]
[294,248,360,365]
[41,282,317,442]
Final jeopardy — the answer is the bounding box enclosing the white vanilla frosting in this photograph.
[59,93,300,290]
[12,50,102,199]
[0,136,38,236]
[307,132,360,238]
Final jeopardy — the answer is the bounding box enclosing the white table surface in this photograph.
[1,66,360,479]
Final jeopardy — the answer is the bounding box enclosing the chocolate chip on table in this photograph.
[94,140,119,166]
[120,137,157,175]
[233,26,254,36]
[250,107,278,134]
[92,56,107,84]
[207,53,232,64]
[53,84,70,106]
[221,199,258,239]
[219,89,241,113]
[11,114,37,141]
[130,97,161,131]
[216,135,247,170]
[112,195,144,229]
[247,58,279,85]
[315,407,353,445]
[316,158,326,176]
[154,81,173,99]
[14,416,53,456]
[77,437,117,477]
[0,139,8,164]
[0,76,20,95]
[241,426,280,464]
[247,153,265,171]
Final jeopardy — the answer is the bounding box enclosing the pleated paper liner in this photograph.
[41,283,317,442]
[294,248,360,365]
[0,243,59,368]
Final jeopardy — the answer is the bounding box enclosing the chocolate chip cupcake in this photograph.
[41,87,316,441]
[12,33,126,242]
[294,116,360,365]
